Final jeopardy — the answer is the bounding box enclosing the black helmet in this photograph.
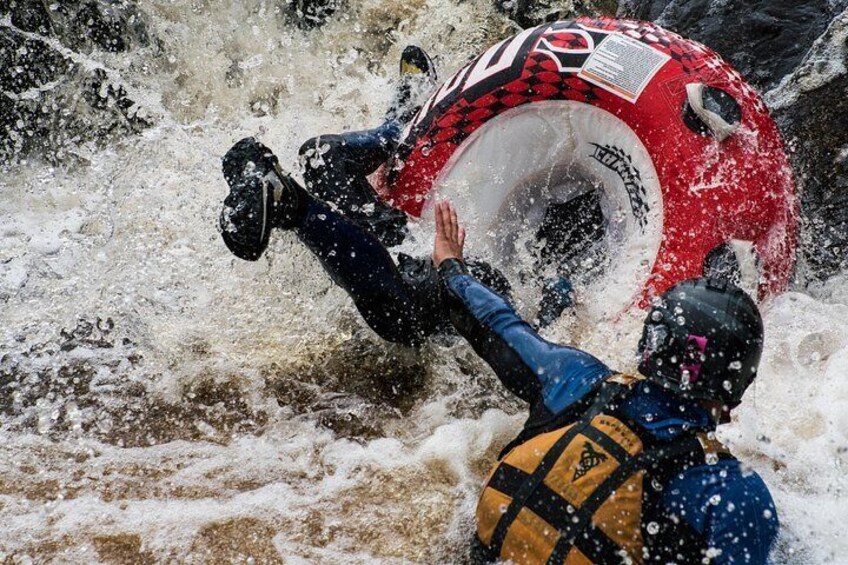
[637,278,763,407]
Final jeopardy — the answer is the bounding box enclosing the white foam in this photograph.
[1,1,846,563]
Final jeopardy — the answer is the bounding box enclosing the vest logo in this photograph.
[573,441,609,480]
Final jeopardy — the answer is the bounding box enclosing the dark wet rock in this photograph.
[2,0,52,34]
[0,0,156,165]
[768,12,848,281]
[1,0,152,52]
[497,0,618,28]
[620,0,848,90]
[287,0,343,29]
[266,337,430,439]
[73,1,150,53]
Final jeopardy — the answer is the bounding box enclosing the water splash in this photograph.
[1,1,847,563]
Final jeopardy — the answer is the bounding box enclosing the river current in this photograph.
[1,1,846,563]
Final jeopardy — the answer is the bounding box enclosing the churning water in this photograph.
[1,1,846,563]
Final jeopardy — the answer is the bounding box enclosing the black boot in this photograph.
[385,45,438,124]
[220,137,307,261]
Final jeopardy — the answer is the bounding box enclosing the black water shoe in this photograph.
[386,45,438,124]
[220,137,306,261]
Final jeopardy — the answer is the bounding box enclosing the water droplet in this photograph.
[647,521,660,535]
[651,310,663,322]
[763,509,773,519]
[709,494,721,506]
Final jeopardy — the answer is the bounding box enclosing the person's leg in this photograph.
[536,276,574,328]
[295,196,513,344]
[295,44,438,249]
[299,121,408,247]
[220,136,517,345]
[221,136,437,345]
[300,120,399,182]
[294,193,439,346]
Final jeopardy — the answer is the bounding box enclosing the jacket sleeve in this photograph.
[439,259,612,415]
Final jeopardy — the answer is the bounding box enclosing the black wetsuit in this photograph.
[289,121,510,346]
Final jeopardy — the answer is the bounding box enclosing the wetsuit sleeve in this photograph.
[439,259,612,414]
[664,462,779,564]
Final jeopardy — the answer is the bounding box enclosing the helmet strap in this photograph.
[700,399,730,424]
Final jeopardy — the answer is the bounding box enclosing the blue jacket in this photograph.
[442,263,778,564]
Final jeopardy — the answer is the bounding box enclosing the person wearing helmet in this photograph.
[429,203,778,564]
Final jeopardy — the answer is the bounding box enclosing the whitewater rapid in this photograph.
[1,1,846,563]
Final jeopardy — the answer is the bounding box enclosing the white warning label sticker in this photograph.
[578,33,671,103]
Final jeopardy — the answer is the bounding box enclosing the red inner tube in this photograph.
[380,17,797,305]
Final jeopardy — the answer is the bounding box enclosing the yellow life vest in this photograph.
[475,376,730,565]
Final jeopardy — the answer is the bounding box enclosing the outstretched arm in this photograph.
[432,202,612,415]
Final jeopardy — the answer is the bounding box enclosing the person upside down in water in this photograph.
[219,47,777,564]
[219,46,575,346]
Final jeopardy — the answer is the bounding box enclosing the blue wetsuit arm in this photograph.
[439,260,612,414]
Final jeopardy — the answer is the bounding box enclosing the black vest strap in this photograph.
[487,383,626,558]
[572,522,627,564]
[544,435,705,565]
[497,396,590,460]
[581,424,631,464]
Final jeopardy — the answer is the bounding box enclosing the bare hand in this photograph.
[432,201,466,267]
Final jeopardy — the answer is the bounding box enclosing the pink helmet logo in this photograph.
[682,335,709,382]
